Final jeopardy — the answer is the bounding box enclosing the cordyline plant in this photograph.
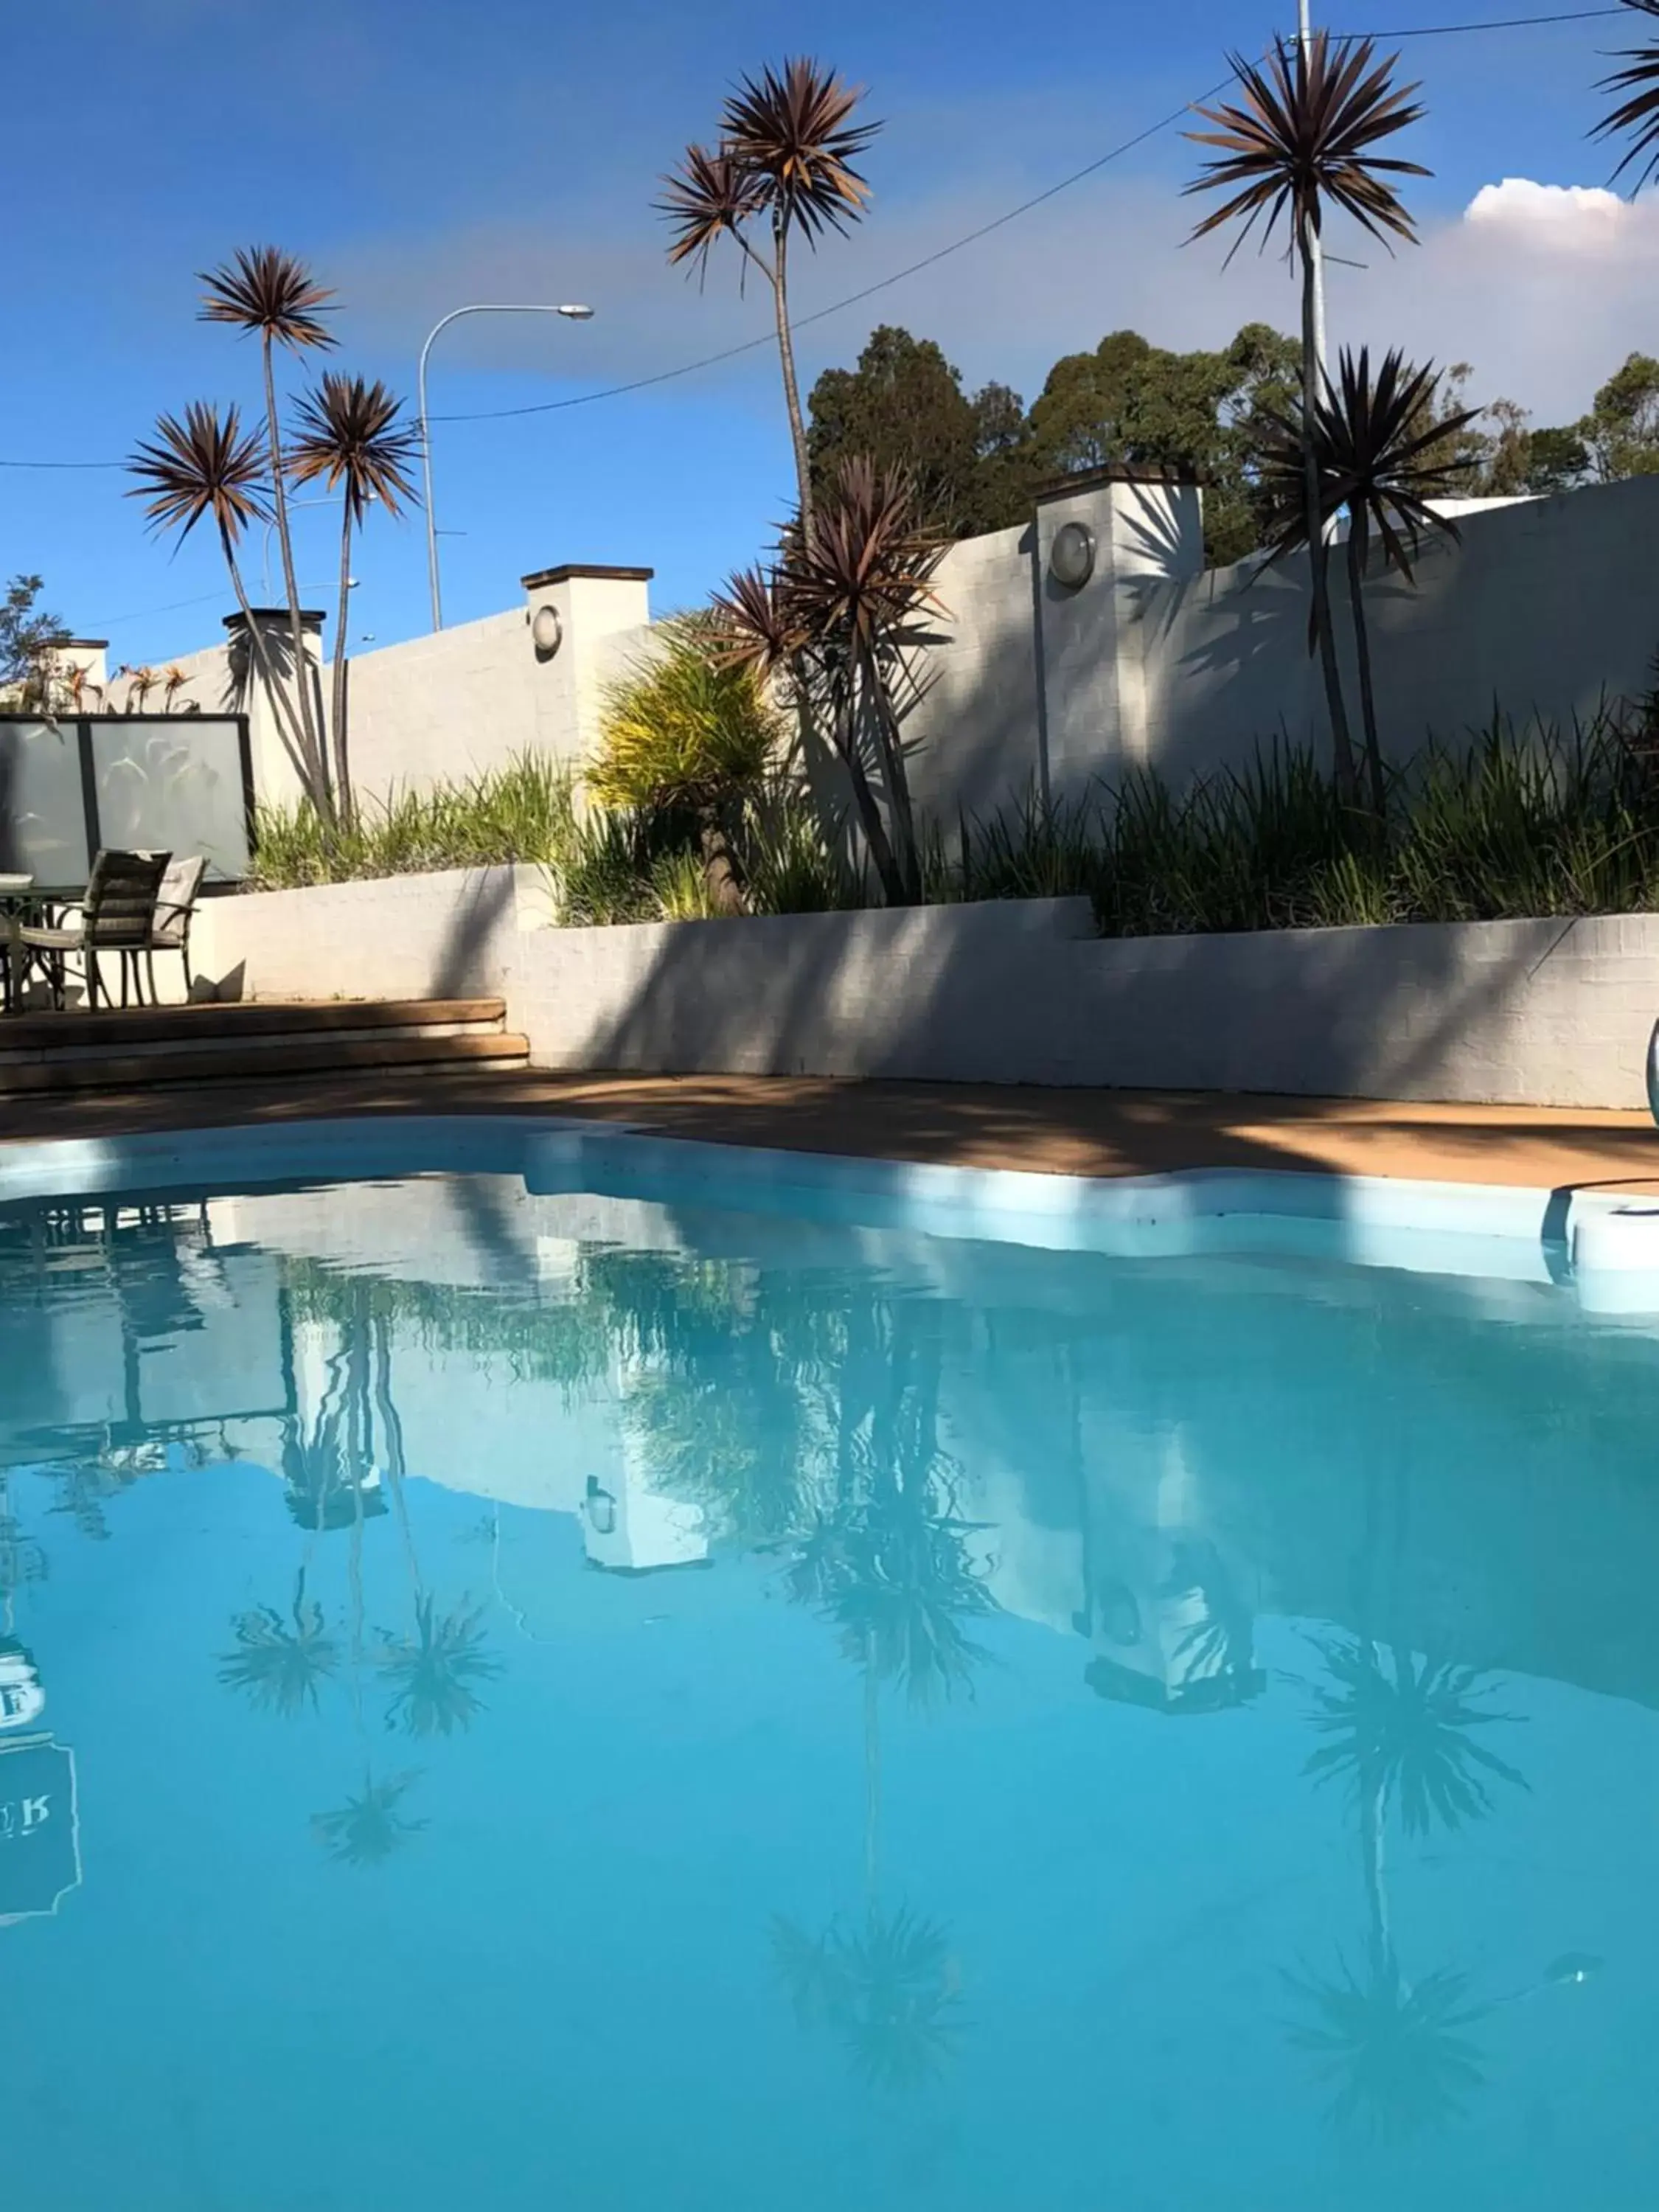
[199,246,338,813]
[1594,0,1659,188]
[1256,347,1478,816]
[717,456,943,905]
[288,373,421,824]
[660,58,878,531]
[127,401,330,802]
[1186,34,1427,805]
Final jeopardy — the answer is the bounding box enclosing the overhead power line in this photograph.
[0,4,1630,470]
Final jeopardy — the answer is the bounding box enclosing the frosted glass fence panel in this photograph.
[0,714,250,889]
[0,720,90,886]
[89,718,251,881]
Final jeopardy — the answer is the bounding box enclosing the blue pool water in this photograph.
[1,1150,1656,2210]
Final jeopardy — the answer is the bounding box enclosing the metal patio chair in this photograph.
[19,849,172,1010]
[142,853,207,1004]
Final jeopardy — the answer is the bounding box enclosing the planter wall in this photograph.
[189,874,1659,1109]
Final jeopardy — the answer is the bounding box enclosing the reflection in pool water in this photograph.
[0,1170,1652,2209]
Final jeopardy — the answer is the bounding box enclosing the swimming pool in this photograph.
[1,1123,1654,2210]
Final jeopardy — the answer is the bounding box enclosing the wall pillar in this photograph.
[1033,466,1204,804]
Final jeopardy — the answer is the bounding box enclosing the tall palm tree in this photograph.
[218,1566,338,1718]
[1256,347,1478,815]
[717,457,944,904]
[1593,0,1659,188]
[312,1770,427,1868]
[1283,1950,1489,2140]
[1186,34,1427,803]
[127,402,324,804]
[198,246,338,814]
[287,372,421,823]
[660,59,878,530]
[377,1593,501,1738]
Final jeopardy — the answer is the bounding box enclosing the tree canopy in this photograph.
[809,327,1659,567]
[0,574,64,694]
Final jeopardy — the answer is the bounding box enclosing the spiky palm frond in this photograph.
[773,1907,961,2090]
[218,1593,338,1718]
[378,1594,501,1739]
[720,57,879,240]
[1303,1635,1528,1836]
[288,372,421,524]
[658,142,766,277]
[710,561,808,677]
[785,456,946,664]
[1284,1952,1487,2140]
[126,402,272,545]
[1256,347,1479,580]
[1594,1,1659,190]
[1186,34,1427,258]
[311,1771,427,1867]
[198,244,337,351]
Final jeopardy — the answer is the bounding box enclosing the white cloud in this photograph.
[1463,176,1631,247]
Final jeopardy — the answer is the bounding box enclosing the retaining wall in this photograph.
[186,874,1659,1110]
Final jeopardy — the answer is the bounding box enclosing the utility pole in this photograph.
[1299,0,1329,390]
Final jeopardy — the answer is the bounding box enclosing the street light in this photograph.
[417,302,595,630]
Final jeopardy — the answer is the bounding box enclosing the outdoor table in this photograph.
[0,878,69,1015]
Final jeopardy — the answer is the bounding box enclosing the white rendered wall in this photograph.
[187,874,1659,1109]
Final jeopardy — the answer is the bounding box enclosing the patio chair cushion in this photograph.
[150,855,207,948]
[17,925,86,953]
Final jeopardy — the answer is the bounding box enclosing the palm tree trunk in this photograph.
[771,210,814,534]
[262,334,332,820]
[863,1647,882,1914]
[867,648,923,902]
[1298,217,1357,803]
[1346,524,1388,821]
[696,805,747,914]
[333,501,355,827]
[218,520,324,804]
[835,681,905,903]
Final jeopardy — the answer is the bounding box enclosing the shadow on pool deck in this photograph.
[3,1065,1657,1197]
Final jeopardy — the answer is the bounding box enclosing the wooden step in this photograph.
[0,1030,531,1099]
[0,998,507,1051]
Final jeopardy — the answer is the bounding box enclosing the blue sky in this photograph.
[4,0,1644,665]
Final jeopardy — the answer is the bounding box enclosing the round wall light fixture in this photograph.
[1049,519,1096,589]
[529,602,563,656]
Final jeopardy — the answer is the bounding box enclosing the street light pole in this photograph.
[417,302,595,631]
[1298,0,1328,390]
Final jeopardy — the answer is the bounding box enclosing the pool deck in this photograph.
[2,1068,1657,1194]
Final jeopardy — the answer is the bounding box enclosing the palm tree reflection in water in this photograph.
[768,1299,986,2090]
[1283,1634,1530,2139]
[218,1568,338,1718]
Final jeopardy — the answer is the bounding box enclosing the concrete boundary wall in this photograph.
[185,874,1659,1109]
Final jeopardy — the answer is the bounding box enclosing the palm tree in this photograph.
[1283,1951,1489,2140]
[198,246,338,814]
[1593,0,1659,188]
[218,1567,338,1717]
[773,1904,961,2090]
[312,1770,426,1868]
[377,1593,501,1738]
[126,402,322,804]
[287,372,421,822]
[1279,1632,1524,2138]
[660,59,878,531]
[1186,34,1427,803]
[1255,347,1478,815]
[717,457,944,904]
